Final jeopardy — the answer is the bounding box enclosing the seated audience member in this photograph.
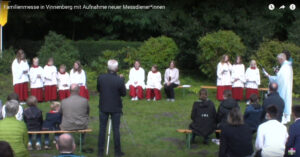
[164,60,180,102]
[189,89,216,144]
[244,94,263,133]
[60,84,89,131]
[261,82,284,122]
[126,60,145,101]
[54,134,83,157]
[0,141,14,157]
[2,93,23,121]
[219,108,253,157]
[217,90,239,126]
[146,65,162,101]
[255,105,288,157]
[0,100,29,157]
[285,105,300,157]
[42,101,62,149]
[23,96,43,150]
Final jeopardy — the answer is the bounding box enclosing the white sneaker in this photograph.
[35,142,41,150]
[131,97,135,101]
[135,97,138,101]
[212,139,220,145]
[147,99,151,101]
[153,98,156,101]
[27,143,33,151]
[171,99,175,102]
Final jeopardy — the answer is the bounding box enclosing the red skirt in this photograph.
[245,88,259,100]
[44,85,57,101]
[232,87,244,101]
[14,82,29,101]
[146,88,161,100]
[59,90,70,100]
[217,85,232,101]
[79,86,89,100]
[31,88,44,102]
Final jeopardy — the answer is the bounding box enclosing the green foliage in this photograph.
[197,30,246,79]
[0,47,16,74]
[255,40,300,94]
[126,36,179,71]
[73,40,142,65]
[38,31,80,69]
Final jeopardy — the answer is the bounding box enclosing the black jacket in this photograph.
[217,98,239,126]
[42,111,62,130]
[189,99,217,137]
[219,124,253,157]
[97,72,126,113]
[261,92,285,122]
[23,106,43,131]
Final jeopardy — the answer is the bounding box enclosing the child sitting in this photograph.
[23,96,43,150]
[42,101,62,149]
[244,94,263,133]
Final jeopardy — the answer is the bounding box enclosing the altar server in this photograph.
[245,60,260,100]
[216,55,232,101]
[126,61,145,101]
[70,61,89,100]
[12,49,30,102]
[29,57,44,102]
[57,64,71,100]
[231,56,245,101]
[43,58,58,101]
[146,65,162,101]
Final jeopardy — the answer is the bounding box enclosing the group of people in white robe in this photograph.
[126,60,180,102]
[11,49,89,103]
[216,52,293,124]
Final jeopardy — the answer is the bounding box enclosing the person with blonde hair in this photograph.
[70,61,89,100]
[12,49,30,102]
[245,60,260,100]
[29,57,44,102]
[57,64,71,100]
[216,54,232,101]
[43,58,58,101]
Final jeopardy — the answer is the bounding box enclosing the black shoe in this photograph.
[115,152,125,157]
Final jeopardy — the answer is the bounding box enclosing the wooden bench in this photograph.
[28,129,92,153]
[178,85,191,97]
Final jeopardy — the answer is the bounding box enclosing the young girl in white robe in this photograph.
[29,57,44,102]
[57,64,71,100]
[245,60,260,100]
[231,56,245,101]
[146,65,162,101]
[43,58,58,101]
[70,61,89,100]
[126,61,145,101]
[216,55,232,101]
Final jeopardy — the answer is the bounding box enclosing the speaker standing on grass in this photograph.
[97,59,126,157]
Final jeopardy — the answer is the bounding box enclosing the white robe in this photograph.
[216,62,232,86]
[11,59,29,85]
[146,71,162,90]
[29,66,44,88]
[126,67,145,89]
[70,69,87,87]
[43,65,57,86]
[164,68,180,85]
[245,68,260,89]
[231,64,245,88]
[57,72,71,90]
[269,61,293,123]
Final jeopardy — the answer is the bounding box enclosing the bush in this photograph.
[73,40,142,65]
[126,36,179,71]
[255,40,300,95]
[197,30,246,79]
[0,47,16,74]
[38,31,80,69]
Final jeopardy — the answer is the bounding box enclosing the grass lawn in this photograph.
[0,73,299,157]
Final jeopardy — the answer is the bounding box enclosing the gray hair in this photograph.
[277,53,286,60]
[107,59,118,72]
[70,84,80,95]
[5,100,19,117]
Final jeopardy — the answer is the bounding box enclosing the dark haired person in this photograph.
[261,82,284,122]
[44,58,58,101]
[164,60,180,102]
[217,90,239,126]
[231,56,245,101]
[189,89,216,144]
[0,141,14,157]
[255,105,288,157]
[126,60,145,101]
[285,105,300,157]
[12,49,30,102]
[283,50,293,65]
[70,61,89,100]
[219,108,253,157]
[245,60,260,101]
[216,54,232,101]
[146,65,162,101]
[244,94,263,133]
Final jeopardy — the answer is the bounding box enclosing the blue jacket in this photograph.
[42,111,62,130]
[244,104,263,132]
[285,119,300,157]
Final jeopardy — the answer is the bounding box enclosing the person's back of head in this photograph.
[7,93,19,103]
[292,105,300,120]
[249,94,260,109]
[70,84,80,95]
[223,90,232,100]
[26,96,38,107]
[56,133,76,154]
[0,141,14,157]
[227,108,244,126]
[5,100,19,118]
[269,82,278,93]
[266,105,278,120]
[107,59,119,72]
